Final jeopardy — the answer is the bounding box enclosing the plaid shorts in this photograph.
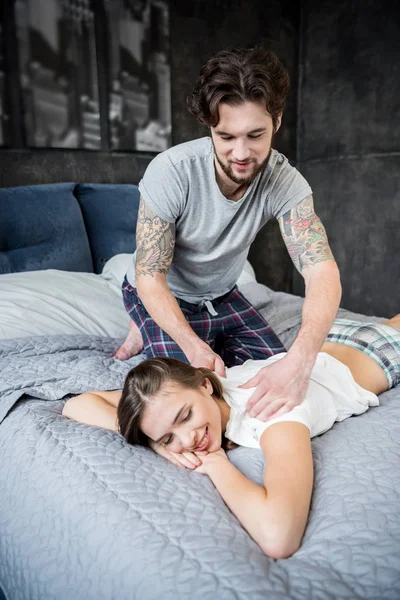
[122,277,285,367]
[326,319,400,389]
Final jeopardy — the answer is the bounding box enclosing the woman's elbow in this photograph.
[62,396,80,420]
[260,539,301,560]
[258,525,303,559]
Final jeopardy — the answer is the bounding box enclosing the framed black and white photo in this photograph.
[2,0,172,152]
[105,0,171,152]
[0,21,10,147]
[14,0,101,149]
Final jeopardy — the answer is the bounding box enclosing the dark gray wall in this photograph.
[0,149,153,186]
[295,0,400,316]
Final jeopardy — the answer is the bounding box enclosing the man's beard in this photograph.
[214,148,270,185]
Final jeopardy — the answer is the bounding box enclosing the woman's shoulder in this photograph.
[224,354,288,384]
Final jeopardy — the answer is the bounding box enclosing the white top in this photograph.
[220,353,379,449]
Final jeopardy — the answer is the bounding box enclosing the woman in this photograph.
[63,316,400,559]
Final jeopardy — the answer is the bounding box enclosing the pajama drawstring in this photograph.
[202,300,218,316]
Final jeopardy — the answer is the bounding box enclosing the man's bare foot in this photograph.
[382,313,400,329]
[113,319,144,360]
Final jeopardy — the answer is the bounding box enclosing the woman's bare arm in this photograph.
[62,390,121,432]
[258,422,314,556]
[200,422,313,558]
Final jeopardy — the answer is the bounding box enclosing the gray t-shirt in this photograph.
[126,136,312,303]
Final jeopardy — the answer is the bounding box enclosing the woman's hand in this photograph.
[150,442,228,474]
[193,448,228,474]
[150,441,208,470]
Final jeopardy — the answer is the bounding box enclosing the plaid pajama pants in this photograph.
[122,277,285,367]
[326,319,400,389]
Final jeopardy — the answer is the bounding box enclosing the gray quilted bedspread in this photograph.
[0,290,399,600]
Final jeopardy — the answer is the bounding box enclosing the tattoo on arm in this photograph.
[136,197,175,277]
[279,194,334,272]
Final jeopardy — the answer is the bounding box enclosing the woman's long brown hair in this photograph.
[117,357,224,446]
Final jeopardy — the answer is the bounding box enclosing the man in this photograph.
[115,46,342,422]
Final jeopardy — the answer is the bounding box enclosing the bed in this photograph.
[1,182,399,600]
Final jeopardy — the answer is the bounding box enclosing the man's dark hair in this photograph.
[188,46,290,132]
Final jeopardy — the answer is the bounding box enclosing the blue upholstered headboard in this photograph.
[0,183,140,275]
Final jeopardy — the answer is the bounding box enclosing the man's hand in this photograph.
[150,441,208,470]
[188,343,226,378]
[240,355,311,421]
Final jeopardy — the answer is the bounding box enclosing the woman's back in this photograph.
[220,352,379,448]
[320,341,387,394]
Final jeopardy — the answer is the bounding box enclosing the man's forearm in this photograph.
[288,260,342,370]
[136,275,206,360]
